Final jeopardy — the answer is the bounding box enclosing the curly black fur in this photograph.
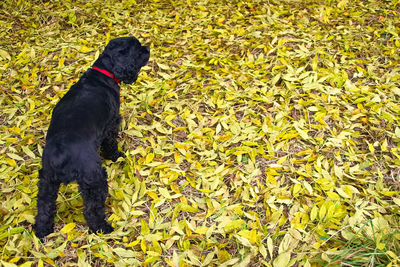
[34,37,150,239]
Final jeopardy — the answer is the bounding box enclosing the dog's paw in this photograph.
[33,223,53,240]
[96,223,114,235]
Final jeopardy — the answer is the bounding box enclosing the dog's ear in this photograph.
[93,45,115,71]
[100,40,121,67]
[105,39,119,51]
[97,55,114,70]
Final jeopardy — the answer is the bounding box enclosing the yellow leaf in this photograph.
[92,252,105,259]
[58,57,65,67]
[0,48,11,61]
[108,213,121,222]
[141,219,150,235]
[327,191,340,200]
[6,158,16,167]
[267,236,274,259]
[334,165,343,179]
[277,156,287,165]
[277,38,287,47]
[259,244,267,258]
[19,262,33,267]
[60,223,76,234]
[273,252,290,267]
[143,233,163,242]
[292,183,302,197]
[336,186,352,198]
[79,46,92,53]
[312,54,318,71]
[223,219,244,232]
[213,164,225,175]
[147,191,159,201]
[159,187,171,199]
[165,114,176,127]
[303,181,313,194]
[368,142,375,153]
[326,203,336,220]
[393,198,400,206]
[114,247,137,258]
[381,139,388,152]
[216,123,222,134]
[293,122,310,140]
[195,226,208,235]
[159,72,171,80]
[238,229,257,244]
[43,259,55,266]
[140,238,147,252]
[395,127,400,138]
[130,210,145,216]
[206,223,216,239]
[7,153,24,161]
[289,229,303,240]
[234,234,252,247]
[291,212,309,229]
[179,203,198,212]
[386,250,398,259]
[124,129,143,137]
[145,153,154,164]
[125,239,140,247]
[319,204,327,220]
[217,249,231,262]
[114,189,125,200]
[157,62,170,70]
[377,243,385,250]
[9,258,20,263]
[174,151,181,164]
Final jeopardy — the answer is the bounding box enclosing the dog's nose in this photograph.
[143,46,150,53]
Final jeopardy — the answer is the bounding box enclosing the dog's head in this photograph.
[95,37,150,84]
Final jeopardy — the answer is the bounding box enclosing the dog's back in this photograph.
[43,73,119,183]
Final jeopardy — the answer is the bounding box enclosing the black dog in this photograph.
[34,37,150,239]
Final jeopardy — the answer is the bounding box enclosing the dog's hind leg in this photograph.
[78,166,113,234]
[34,169,60,239]
[100,115,125,162]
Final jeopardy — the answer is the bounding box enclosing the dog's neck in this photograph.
[92,66,120,85]
[92,57,120,85]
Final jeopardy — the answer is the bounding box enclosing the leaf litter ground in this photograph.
[1,0,400,266]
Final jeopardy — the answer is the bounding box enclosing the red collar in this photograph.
[92,66,120,84]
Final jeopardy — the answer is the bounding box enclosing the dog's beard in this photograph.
[114,53,149,84]
[114,64,139,84]
[124,73,138,84]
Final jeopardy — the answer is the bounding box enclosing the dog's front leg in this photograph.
[101,115,125,162]
[34,170,60,239]
[78,167,113,234]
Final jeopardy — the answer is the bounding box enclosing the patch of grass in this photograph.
[324,219,400,266]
